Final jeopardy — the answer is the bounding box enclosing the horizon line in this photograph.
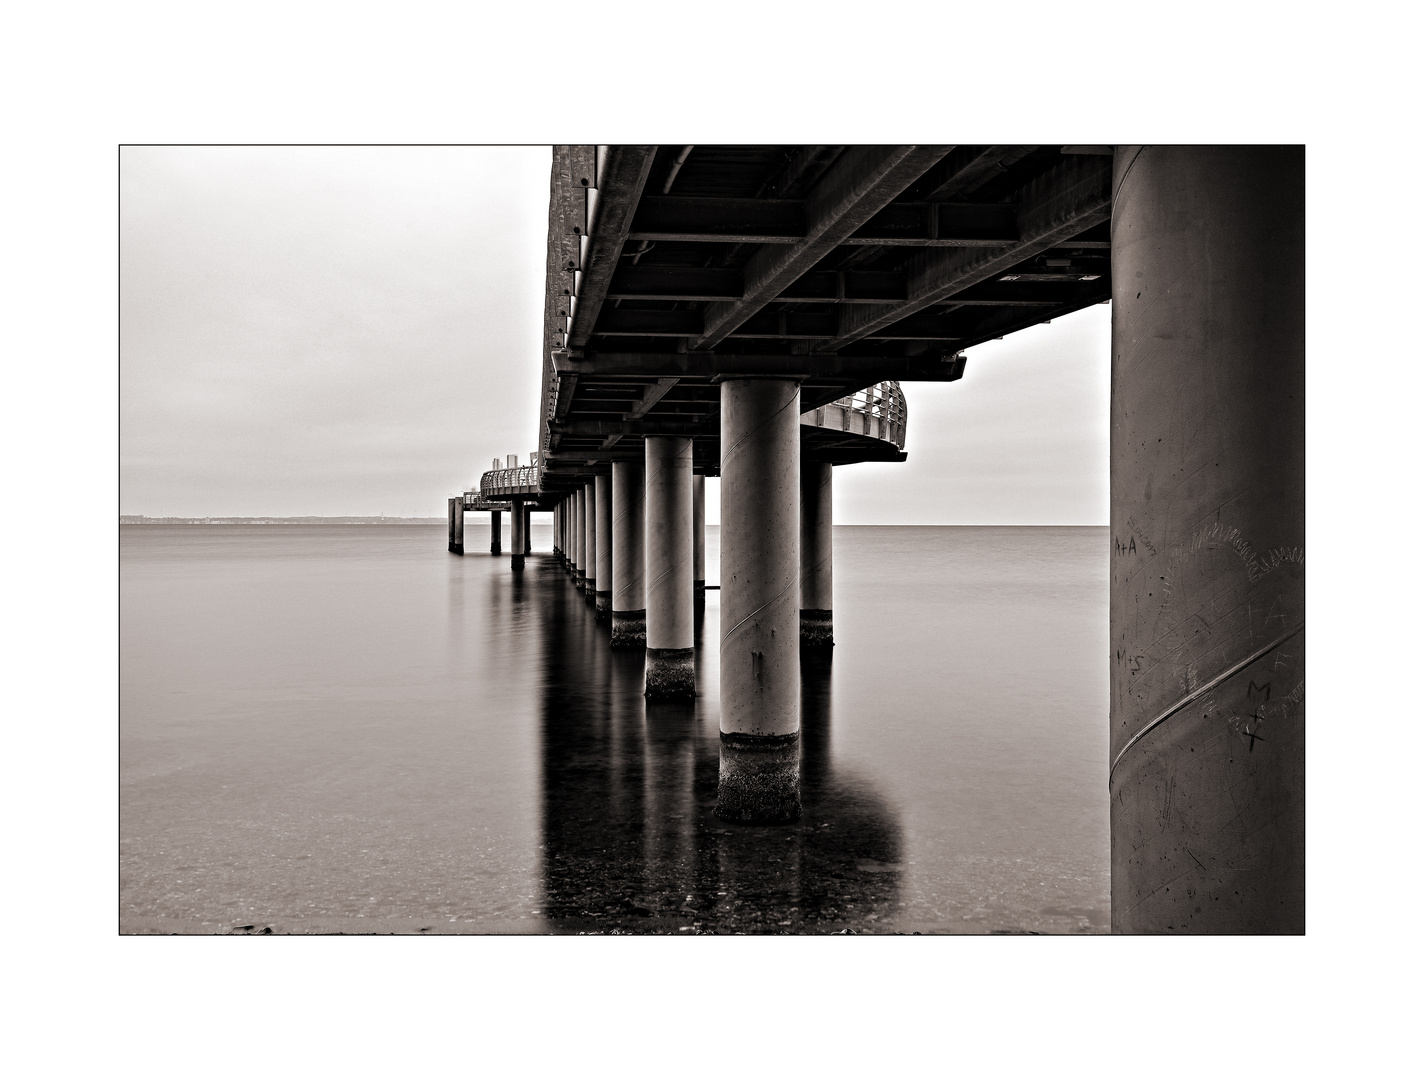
[120,515,1109,527]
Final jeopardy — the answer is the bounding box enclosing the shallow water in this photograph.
[120,523,1109,934]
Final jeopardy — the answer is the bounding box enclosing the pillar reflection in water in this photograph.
[536,569,903,933]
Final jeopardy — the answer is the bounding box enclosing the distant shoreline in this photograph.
[120,518,1107,528]
[120,516,446,525]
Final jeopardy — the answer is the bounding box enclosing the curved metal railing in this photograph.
[800,380,907,450]
[480,466,541,498]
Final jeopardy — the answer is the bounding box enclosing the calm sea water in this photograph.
[120,524,1109,934]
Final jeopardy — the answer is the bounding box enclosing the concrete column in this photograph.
[524,505,533,555]
[555,502,562,559]
[1110,145,1304,933]
[447,497,461,555]
[594,474,613,621]
[717,378,802,823]
[489,509,501,554]
[453,500,463,555]
[800,459,833,648]
[584,481,597,602]
[611,460,646,649]
[644,436,695,698]
[574,489,586,589]
[692,474,706,603]
[511,498,526,572]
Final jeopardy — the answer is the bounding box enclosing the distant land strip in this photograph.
[120,515,446,525]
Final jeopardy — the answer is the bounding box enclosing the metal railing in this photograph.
[800,380,907,450]
[480,466,541,498]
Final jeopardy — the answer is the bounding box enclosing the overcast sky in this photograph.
[120,146,1108,525]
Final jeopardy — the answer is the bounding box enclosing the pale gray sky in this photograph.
[120,145,1108,525]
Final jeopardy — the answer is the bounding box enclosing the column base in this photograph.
[594,591,612,620]
[800,609,834,649]
[611,610,646,650]
[448,543,464,555]
[575,571,586,591]
[511,554,525,572]
[715,732,801,824]
[645,647,695,699]
[490,545,501,555]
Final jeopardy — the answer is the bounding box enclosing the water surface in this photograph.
[120,524,1109,934]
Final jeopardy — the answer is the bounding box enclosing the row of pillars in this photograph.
[453,147,1302,931]
[550,391,835,825]
[446,502,533,564]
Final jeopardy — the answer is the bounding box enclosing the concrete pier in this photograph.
[584,481,598,603]
[489,509,501,555]
[716,378,802,823]
[611,460,646,650]
[800,459,833,648]
[692,474,706,604]
[594,474,613,621]
[447,497,464,555]
[644,436,695,698]
[1109,145,1304,933]
[510,498,526,572]
[524,505,532,556]
[574,489,586,590]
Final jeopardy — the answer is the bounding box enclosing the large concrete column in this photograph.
[644,436,695,698]
[594,474,613,621]
[692,474,706,603]
[511,498,526,572]
[1110,145,1304,934]
[488,509,499,554]
[576,489,588,589]
[584,481,597,602]
[717,378,802,823]
[524,505,533,555]
[611,460,646,649]
[800,459,833,648]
